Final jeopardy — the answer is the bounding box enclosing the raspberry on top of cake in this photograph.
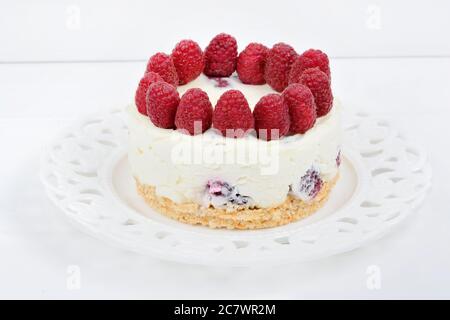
[134,33,334,141]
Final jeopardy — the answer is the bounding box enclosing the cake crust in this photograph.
[135,174,339,230]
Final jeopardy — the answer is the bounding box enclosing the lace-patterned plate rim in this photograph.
[40,108,432,266]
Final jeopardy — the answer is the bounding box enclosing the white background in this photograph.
[1,0,449,299]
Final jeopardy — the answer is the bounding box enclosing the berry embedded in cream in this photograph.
[128,33,341,229]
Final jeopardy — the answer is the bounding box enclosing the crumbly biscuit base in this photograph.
[136,174,339,230]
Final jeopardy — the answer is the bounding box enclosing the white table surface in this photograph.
[0,57,449,299]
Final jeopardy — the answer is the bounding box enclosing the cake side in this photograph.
[135,174,339,229]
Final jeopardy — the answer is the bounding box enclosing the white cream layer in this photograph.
[178,74,275,109]
[127,75,342,208]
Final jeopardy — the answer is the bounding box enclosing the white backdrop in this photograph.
[1,0,450,299]
[2,0,450,62]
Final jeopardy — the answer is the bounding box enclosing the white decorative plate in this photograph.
[40,109,431,266]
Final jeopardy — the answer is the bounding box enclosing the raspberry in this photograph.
[213,90,254,138]
[145,52,179,86]
[134,72,164,115]
[236,43,269,84]
[336,149,342,167]
[204,180,253,209]
[210,77,229,88]
[175,88,213,135]
[204,33,238,77]
[171,40,204,84]
[264,43,297,92]
[291,167,323,201]
[298,67,333,117]
[146,81,180,129]
[289,49,330,84]
[253,94,290,140]
[282,83,317,134]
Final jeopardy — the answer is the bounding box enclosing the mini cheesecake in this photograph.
[128,35,340,229]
